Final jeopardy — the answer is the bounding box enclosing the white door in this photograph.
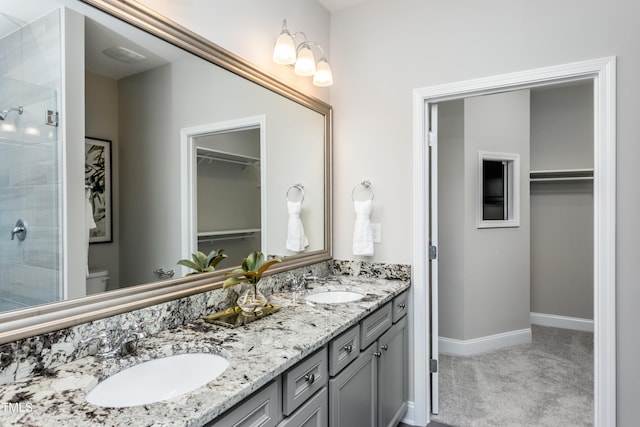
[428,103,440,415]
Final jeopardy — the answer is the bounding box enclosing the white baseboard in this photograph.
[439,328,532,356]
[402,401,417,426]
[530,312,594,332]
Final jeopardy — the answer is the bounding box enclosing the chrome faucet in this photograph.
[300,273,318,289]
[288,273,318,292]
[81,326,146,359]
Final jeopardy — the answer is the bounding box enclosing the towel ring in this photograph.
[286,183,305,203]
[352,180,374,201]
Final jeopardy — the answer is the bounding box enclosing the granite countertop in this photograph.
[0,276,410,427]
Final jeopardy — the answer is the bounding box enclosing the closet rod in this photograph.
[197,228,261,243]
[196,154,259,168]
[198,235,259,243]
[529,168,593,182]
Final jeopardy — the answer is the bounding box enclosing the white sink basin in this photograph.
[86,353,229,408]
[305,290,365,304]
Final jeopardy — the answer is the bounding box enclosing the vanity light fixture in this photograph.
[272,19,333,87]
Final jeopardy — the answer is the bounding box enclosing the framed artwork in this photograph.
[85,137,112,243]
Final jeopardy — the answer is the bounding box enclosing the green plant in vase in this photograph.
[177,249,227,275]
[223,251,281,315]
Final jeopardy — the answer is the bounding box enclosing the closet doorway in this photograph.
[411,57,616,427]
[179,116,267,271]
[433,82,594,426]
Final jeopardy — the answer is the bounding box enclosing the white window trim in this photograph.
[476,151,520,228]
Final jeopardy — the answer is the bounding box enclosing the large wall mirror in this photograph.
[0,0,331,342]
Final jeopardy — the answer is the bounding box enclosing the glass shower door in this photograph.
[0,8,62,313]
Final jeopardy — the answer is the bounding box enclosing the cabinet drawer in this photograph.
[360,302,392,349]
[208,378,282,427]
[392,291,408,323]
[329,324,360,377]
[278,387,328,427]
[283,348,328,416]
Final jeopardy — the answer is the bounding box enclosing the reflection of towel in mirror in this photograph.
[286,200,309,252]
[85,188,97,276]
[353,199,374,256]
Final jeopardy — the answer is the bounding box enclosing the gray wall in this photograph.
[438,91,531,341]
[437,100,465,340]
[530,83,594,319]
[438,100,466,339]
[463,91,531,340]
[85,71,120,290]
[118,64,173,286]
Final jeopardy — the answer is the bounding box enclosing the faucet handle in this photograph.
[287,274,300,290]
[80,332,113,356]
[302,273,319,282]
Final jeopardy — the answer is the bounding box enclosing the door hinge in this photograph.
[429,245,437,260]
[46,110,59,127]
[430,359,438,373]
[428,131,435,147]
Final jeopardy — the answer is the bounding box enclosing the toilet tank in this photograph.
[87,269,110,294]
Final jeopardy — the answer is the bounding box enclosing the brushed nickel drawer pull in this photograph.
[343,344,353,353]
[398,303,406,309]
[304,373,315,383]
[374,351,382,358]
[381,345,389,351]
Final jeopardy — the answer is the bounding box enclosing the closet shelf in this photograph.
[196,147,260,167]
[198,228,261,243]
[529,168,593,182]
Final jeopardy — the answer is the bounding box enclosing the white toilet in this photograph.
[86,269,110,294]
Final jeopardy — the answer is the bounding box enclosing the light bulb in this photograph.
[294,44,316,76]
[313,58,333,87]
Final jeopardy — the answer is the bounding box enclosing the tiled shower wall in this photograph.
[0,10,62,311]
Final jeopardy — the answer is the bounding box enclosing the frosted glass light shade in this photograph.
[313,59,333,87]
[273,32,296,64]
[294,45,316,76]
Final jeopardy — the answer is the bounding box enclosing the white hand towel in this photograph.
[286,200,309,252]
[85,188,97,276]
[352,199,374,256]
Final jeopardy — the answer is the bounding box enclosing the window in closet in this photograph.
[477,151,520,228]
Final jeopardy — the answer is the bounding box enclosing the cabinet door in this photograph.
[377,316,408,427]
[278,387,328,427]
[329,345,377,427]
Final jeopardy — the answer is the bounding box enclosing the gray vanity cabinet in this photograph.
[377,316,408,427]
[206,291,408,427]
[328,296,409,427]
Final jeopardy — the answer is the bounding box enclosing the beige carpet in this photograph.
[432,325,593,427]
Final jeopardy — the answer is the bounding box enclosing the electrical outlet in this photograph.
[371,223,382,243]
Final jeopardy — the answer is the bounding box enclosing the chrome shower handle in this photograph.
[11,219,26,241]
[154,268,175,277]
